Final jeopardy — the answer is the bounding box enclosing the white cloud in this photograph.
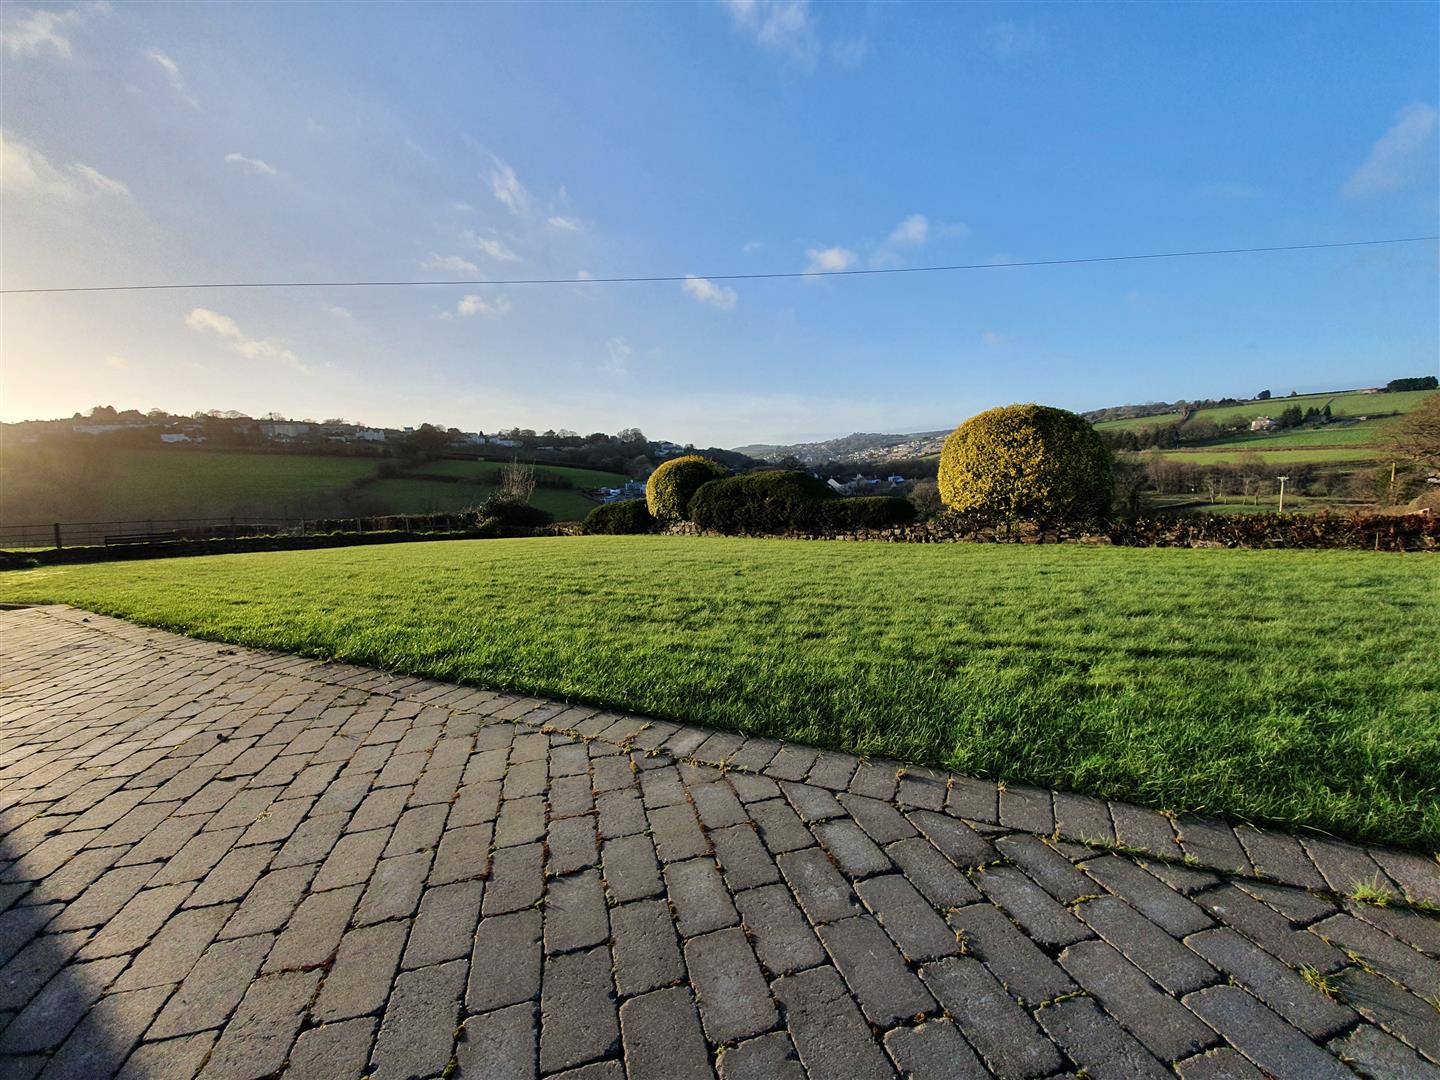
[1342,103,1439,199]
[804,246,857,274]
[1,130,129,200]
[723,0,819,68]
[489,157,532,215]
[743,240,765,254]
[423,254,481,275]
[185,308,308,372]
[682,275,738,310]
[461,231,520,262]
[604,337,633,377]
[224,152,278,176]
[454,294,512,318]
[1,6,85,58]
[887,214,929,248]
[981,331,1005,347]
[146,49,196,106]
[987,20,1044,59]
[324,305,353,320]
[547,215,583,232]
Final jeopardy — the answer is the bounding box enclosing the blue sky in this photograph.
[2,1,1437,445]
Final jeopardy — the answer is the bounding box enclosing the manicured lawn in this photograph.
[3,537,1435,848]
[1153,446,1383,466]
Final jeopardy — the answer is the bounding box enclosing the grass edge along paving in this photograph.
[2,535,1436,850]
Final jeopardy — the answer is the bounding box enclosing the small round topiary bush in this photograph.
[938,404,1112,527]
[645,455,729,520]
[584,498,655,535]
[689,470,835,534]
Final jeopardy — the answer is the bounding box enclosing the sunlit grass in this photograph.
[2,536,1435,848]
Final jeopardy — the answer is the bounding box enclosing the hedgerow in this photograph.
[584,499,655,535]
[689,471,834,533]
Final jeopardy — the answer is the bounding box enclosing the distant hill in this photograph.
[734,430,951,466]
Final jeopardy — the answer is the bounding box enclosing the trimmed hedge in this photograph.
[584,499,655,535]
[1107,511,1439,551]
[474,494,552,529]
[821,496,917,529]
[645,455,729,520]
[939,404,1112,526]
[689,471,834,534]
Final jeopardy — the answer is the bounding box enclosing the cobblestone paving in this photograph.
[1,606,1438,1080]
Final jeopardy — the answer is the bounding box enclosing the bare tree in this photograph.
[1391,395,1440,472]
[500,458,537,504]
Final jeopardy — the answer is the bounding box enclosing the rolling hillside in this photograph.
[0,446,624,525]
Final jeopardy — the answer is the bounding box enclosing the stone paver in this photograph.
[0,605,1436,1078]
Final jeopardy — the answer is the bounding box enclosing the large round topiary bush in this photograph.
[938,404,1113,525]
[645,454,728,520]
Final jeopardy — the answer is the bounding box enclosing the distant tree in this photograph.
[1386,376,1439,392]
[1256,390,1271,400]
[1277,405,1304,429]
[1391,394,1440,471]
[1322,404,1332,420]
[401,423,452,461]
[499,459,537,504]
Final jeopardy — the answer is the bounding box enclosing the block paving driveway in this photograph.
[0,605,1437,1079]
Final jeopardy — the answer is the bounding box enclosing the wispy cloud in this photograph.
[1,130,129,200]
[981,331,1006,347]
[224,152,278,177]
[452,294,512,318]
[1342,102,1438,199]
[804,246,857,274]
[146,49,197,107]
[987,20,1044,59]
[1,5,89,58]
[723,0,869,71]
[604,337,633,377]
[461,231,520,262]
[185,308,308,372]
[489,157,532,215]
[547,215,583,232]
[743,240,765,254]
[887,214,929,248]
[682,275,738,310]
[423,254,481,276]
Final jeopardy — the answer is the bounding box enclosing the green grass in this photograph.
[1094,389,1435,435]
[1152,447,1384,466]
[362,479,600,521]
[0,449,380,522]
[0,446,618,525]
[3,536,1435,849]
[420,459,630,488]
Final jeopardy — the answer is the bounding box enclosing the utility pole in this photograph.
[1277,475,1289,513]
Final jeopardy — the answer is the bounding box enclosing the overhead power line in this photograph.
[2,235,1435,296]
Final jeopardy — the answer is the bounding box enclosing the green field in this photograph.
[361,478,602,522]
[1155,446,1383,466]
[0,446,618,526]
[3,536,1435,849]
[1097,388,1434,469]
[421,459,629,488]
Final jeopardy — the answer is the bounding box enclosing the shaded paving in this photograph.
[0,604,1437,1079]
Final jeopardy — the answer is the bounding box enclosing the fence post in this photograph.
[230,516,237,538]
[356,518,363,536]
[53,523,63,550]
